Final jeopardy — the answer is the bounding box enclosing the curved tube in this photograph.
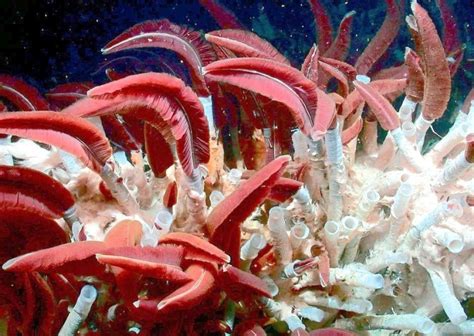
[367,314,434,334]
[296,306,325,323]
[399,199,463,252]
[59,285,97,336]
[302,292,373,314]
[428,270,467,325]
[428,122,470,165]
[199,96,215,136]
[240,233,266,261]
[391,180,413,219]
[433,228,464,253]
[401,120,416,144]
[267,206,292,264]
[435,147,472,187]
[391,128,425,173]
[365,251,410,273]
[329,267,384,289]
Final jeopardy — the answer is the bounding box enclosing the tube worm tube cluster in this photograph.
[0,0,472,334]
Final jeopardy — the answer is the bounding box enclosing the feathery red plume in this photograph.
[204,58,318,138]
[323,11,356,61]
[163,181,178,208]
[411,1,451,121]
[355,0,401,75]
[307,0,333,54]
[301,45,319,84]
[198,0,244,29]
[353,80,400,131]
[0,111,112,173]
[46,82,93,109]
[205,29,290,65]
[404,48,424,103]
[101,19,216,96]
[0,75,49,110]
[144,123,175,177]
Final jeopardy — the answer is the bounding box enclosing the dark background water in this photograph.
[0,0,472,111]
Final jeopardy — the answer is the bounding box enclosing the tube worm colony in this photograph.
[0,0,472,335]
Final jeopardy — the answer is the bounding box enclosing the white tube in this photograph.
[391,180,414,219]
[428,122,470,165]
[302,293,373,314]
[356,74,371,83]
[209,190,225,208]
[296,306,325,323]
[365,251,410,273]
[341,216,359,236]
[59,285,97,336]
[356,189,380,221]
[391,128,425,173]
[184,168,204,193]
[267,207,292,264]
[284,315,305,332]
[401,120,416,144]
[154,210,173,233]
[292,130,309,162]
[141,224,160,247]
[199,96,215,137]
[329,267,384,289]
[240,233,266,261]
[399,200,463,252]
[437,320,474,334]
[414,114,434,151]
[261,276,279,298]
[367,314,435,334]
[325,126,345,221]
[227,168,242,185]
[263,127,274,163]
[428,270,467,325]
[433,228,464,253]
[323,220,340,267]
[435,152,471,187]
[290,223,310,249]
[398,97,417,121]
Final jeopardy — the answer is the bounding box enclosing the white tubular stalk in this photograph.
[209,190,225,209]
[338,216,360,264]
[284,315,305,332]
[323,220,340,267]
[329,267,384,289]
[428,270,467,325]
[0,136,13,165]
[367,314,435,334]
[199,96,215,137]
[63,206,82,239]
[398,200,463,252]
[290,187,316,226]
[59,285,97,336]
[302,292,373,314]
[414,114,434,151]
[240,233,266,261]
[296,306,325,323]
[361,119,378,157]
[267,206,292,265]
[290,222,310,250]
[261,276,279,298]
[59,150,82,175]
[433,227,464,253]
[427,122,470,165]
[260,297,282,317]
[154,210,173,234]
[325,126,345,221]
[100,163,140,215]
[263,128,274,163]
[184,168,204,193]
[223,168,242,195]
[372,170,408,197]
[398,96,417,121]
[385,180,414,250]
[292,130,309,162]
[356,189,380,221]
[435,151,472,187]
[365,251,410,273]
[391,128,425,173]
[437,320,474,334]
[401,120,416,144]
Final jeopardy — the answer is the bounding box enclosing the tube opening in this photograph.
[324,221,340,235]
[446,199,463,218]
[419,320,435,334]
[81,285,97,302]
[365,190,380,203]
[448,239,464,253]
[402,121,416,136]
[356,75,371,84]
[291,223,310,239]
[342,216,359,231]
[209,190,225,206]
[250,233,266,249]
[269,207,284,221]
